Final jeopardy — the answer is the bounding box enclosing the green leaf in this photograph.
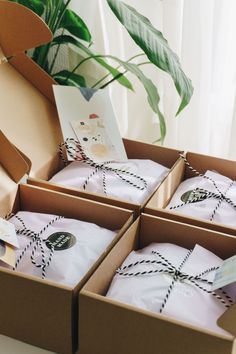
[52,35,134,91]
[107,0,193,115]
[12,0,45,16]
[53,70,86,87]
[114,59,166,142]
[100,55,166,142]
[59,9,92,43]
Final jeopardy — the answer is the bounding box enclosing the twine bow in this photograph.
[116,249,234,313]
[13,215,63,279]
[59,138,148,195]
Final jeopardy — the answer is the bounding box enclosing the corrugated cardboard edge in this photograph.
[0,130,30,182]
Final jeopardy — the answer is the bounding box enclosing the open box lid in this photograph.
[0,0,64,182]
[0,129,29,216]
[0,0,52,57]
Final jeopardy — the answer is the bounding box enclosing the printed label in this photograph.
[46,232,76,251]
[212,255,236,291]
[0,217,19,248]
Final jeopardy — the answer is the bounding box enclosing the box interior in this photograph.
[145,152,236,236]
[148,152,236,210]
[0,130,133,286]
[82,214,236,338]
[185,152,236,180]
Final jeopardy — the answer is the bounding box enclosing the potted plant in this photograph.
[10,0,193,143]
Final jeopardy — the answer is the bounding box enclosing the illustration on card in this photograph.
[71,113,120,162]
[53,85,127,163]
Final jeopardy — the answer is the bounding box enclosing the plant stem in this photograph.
[99,61,150,89]
[100,71,127,89]
[92,53,145,88]
[91,73,111,88]
[137,61,150,66]
[48,29,65,75]
[45,0,52,23]
[49,0,63,32]
[65,55,108,84]
[127,53,145,62]
[36,44,51,70]
[38,0,64,70]
[53,0,72,32]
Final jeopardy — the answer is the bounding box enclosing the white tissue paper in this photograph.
[50,159,169,204]
[166,170,236,226]
[106,243,236,335]
[8,211,116,287]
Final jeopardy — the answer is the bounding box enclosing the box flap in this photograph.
[0,0,52,57]
[0,1,64,181]
[218,303,236,337]
[0,130,30,182]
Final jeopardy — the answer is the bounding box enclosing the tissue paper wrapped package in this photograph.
[8,211,116,287]
[106,243,236,335]
[50,159,169,204]
[166,170,236,226]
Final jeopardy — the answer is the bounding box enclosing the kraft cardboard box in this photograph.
[0,130,133,353]
[29,139,181,218]
[79,214,236,354]
[145,152,236,236]
[0,1,181,218]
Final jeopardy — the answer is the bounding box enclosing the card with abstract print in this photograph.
[53,85,127,163]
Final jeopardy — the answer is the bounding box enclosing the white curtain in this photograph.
[70,0,236,160]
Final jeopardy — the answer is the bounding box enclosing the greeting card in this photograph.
[53,86,127,163]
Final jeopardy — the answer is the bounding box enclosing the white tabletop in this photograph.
[0,335,56,353]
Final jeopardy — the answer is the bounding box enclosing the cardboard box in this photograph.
[0,130,133,354]
[29,139,181,218]
[145,152,236,236]
[79,214,236,354]
[0,1,181,218]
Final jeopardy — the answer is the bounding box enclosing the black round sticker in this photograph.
[45,232,76,251]
[181,190,194,203]
[181,189,208,203]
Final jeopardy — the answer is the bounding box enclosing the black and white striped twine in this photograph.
[12,215,64,279]
[116,249,234,313]
[59,138,148,195]
[170,154,236,221]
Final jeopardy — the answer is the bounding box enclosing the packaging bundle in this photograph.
[8,211,116,287]
[50,138,170,205]
[50,159,169,205]
[167,169,236,227]
[106,242,236,335]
